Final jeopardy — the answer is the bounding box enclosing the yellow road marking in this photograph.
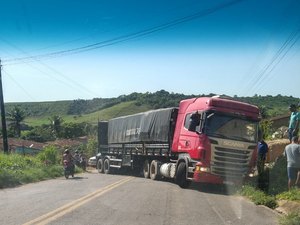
[23,176,134,225]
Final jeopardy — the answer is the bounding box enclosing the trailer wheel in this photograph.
[175,162,191,188]
[97,158,104,173]
[104,158,110,174]
[143,160,150,178]
[150,160,160,180]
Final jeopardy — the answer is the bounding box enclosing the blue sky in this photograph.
[0,0,300,102]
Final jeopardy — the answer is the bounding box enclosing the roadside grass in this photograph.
[0,153,64,188]
[0,145,85,189]
[239,185,278,209]
[277,188,300,201]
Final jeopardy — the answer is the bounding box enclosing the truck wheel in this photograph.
[175,162,191,188]
[143,160,150,178]
[97,159,104,173]
[104,158,110,174]
[150,160,160,180]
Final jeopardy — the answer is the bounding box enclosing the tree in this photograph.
[86,137,97,157]
[60,122,85,138]
[258,105,269,119]
[23,125,54,142]
[49,115,64,138]
[8,106,25,137]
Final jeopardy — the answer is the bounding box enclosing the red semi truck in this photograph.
[96,96,260,188]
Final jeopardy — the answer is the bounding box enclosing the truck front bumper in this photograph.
[193,170,224,184]
[192,162,223,184]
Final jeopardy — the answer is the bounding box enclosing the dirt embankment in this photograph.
[266,139,290,163]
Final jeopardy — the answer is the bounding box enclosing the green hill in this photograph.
[5,91,300,128]
[23,101,151,127]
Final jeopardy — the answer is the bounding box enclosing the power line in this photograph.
[2,0,244,65]
[255,31,300,90]
[0,38,100,98]
[245,27,300,95]
[2,69,36,101]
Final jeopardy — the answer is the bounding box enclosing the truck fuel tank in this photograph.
[160,163,176,178]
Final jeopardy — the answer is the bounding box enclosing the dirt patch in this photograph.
[276,200,300,215]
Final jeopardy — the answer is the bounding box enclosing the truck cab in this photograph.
[172,96,260,184]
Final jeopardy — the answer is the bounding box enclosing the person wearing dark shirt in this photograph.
[257,138,269,176]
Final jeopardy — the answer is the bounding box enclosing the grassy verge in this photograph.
[0,153,64,188]
[0,145,85,189]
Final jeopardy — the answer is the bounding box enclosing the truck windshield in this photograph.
[204,112,258,143]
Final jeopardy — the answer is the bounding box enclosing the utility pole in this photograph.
[0,59,9,153]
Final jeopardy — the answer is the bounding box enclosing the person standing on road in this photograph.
[283,136,300,190]
[288,104,300,142]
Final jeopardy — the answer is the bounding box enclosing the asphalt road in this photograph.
[0,170,279,225]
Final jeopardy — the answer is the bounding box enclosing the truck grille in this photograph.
[211,146,253,179]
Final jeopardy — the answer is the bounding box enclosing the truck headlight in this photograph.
[195,165,210,172]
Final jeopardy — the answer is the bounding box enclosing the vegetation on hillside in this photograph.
[235,94,299,117]
[6,91,299,119]
[3,90,299,144]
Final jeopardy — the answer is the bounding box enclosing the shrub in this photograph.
[259,120,273,140]
[0,153,63,188]
[277,188,300,201]
[37,145,59,165]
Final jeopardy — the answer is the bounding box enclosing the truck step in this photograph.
[109,159,122,162]
[110,165,121,168]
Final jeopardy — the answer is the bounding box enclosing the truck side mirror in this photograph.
[188,112,200,132]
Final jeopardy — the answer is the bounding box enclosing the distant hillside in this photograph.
[5,101,71,117]
[5,90,300,127]
[234,94,299,117]
[5,97,121,117]
[24,101,152,127]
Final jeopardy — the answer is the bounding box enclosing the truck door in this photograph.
[178,112,201,153]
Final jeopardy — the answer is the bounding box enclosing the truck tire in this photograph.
[97,159,104,173]
[150,160,160,180]
[143,160,150,178]
[175,162,191,188]
[104,158,110,174]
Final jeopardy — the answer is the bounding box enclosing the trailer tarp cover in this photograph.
[108,108,176,144]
